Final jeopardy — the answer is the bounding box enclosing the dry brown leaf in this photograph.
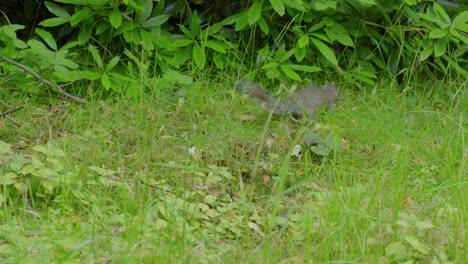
[239,114,256,121]
[402,194,413,209]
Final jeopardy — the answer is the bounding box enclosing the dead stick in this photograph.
[0,56,87,103]
[0,105,24,117]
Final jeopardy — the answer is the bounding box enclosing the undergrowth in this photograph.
[0,78,466,263]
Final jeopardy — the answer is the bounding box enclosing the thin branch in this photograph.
[0,105,24,117]
[0,56,87,103]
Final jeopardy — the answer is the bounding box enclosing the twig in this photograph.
[0,56,87,103]
[0,105,24,117]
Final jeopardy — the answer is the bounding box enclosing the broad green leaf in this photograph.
[105,56,120,72]
[283,0,305,11]
[287,64,321,72]
[179,25,194,39]
[452,11,468,32]
[314,1,336,11]
[70,8,91,26]
[335,33,354,47]
[54,0,84,3]
[109,9,122,29]
[269,0,285,16]
[434,38,446,57]
[295,46,306,62]
[298,35,309,48]
[247,1,262,25]
[35,28,57,51]
[429,28,447,38]
[88,45,103,69]
[39,17,69,27]
[357,0,376,6]
[280,65,301,81]
[235,13,249,31]
[404,235,430,255]
[310,144,330,156]
[310,37,337,65]
[78,24,93,44]
[213,55,225,69]
[192,44,206,69]
[449,28,468,45]
[45,1,71,19]
[433,2,451,24]
[141,15,170,28]
[385,242,408,260]
[257,17,269,34]
[55,64,70,77]
[0,141,12,154]
[139,0,153,23]
[266,68,281,79]
[172,38,193,48]
[0,172,16,185]
[205,41,226,53]
[262,61,279,69]
[101,73,111,90]
[140,30,154,50]
[190,11,201,36]
[163,69,193,85]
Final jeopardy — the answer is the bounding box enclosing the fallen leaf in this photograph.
[239,115,256,121]
[402,194,413,209]
[261,175,271,184]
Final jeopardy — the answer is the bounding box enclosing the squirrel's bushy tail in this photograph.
[236,81,294,115]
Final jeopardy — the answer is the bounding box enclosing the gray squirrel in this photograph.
[236,80,338,119]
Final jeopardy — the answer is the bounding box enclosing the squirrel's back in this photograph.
[237,80,338,119]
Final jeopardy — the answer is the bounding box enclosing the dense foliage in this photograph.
[0,0,467,97]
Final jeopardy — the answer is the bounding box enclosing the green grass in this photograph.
[0,79,466,263]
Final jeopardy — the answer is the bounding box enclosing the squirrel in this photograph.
[236,80,338,119]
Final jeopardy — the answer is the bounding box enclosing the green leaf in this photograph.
[269,0,285,16]
[0,172,16,185]
[213,55,225,69]
[192,44,206,69]
[404,235,430,255]
[45,1,71,19]
[190,11,201,36]
[283,0,305,11]
[294,46,306,62]
[172,38,193,48]
[163,69,193,85]
[429,28,447,39]
[298,35,309,48]
[419,45,433,61]
[35,28,57,51]
[205,41,226,53]
[434,38,446,57]
[280,65,301,81]
[287,64,321,72]
[310,37,337,65]
[101,73,111,90]
[88,45,103,69]
[452,10,468,32]
[39,17,70,27]
[105,56,120,72]
[141,15,170,28]
[78,24,93,44]
[257,17,269,34]
[310,144,330,156]
[70,8,91,26]
[247,1,262,25]
[262,61,279,69]
[433,2,451,24]
[266,68,281,79]
[109,9,122,29]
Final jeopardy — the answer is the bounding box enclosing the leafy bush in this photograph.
[0,0,466,98]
